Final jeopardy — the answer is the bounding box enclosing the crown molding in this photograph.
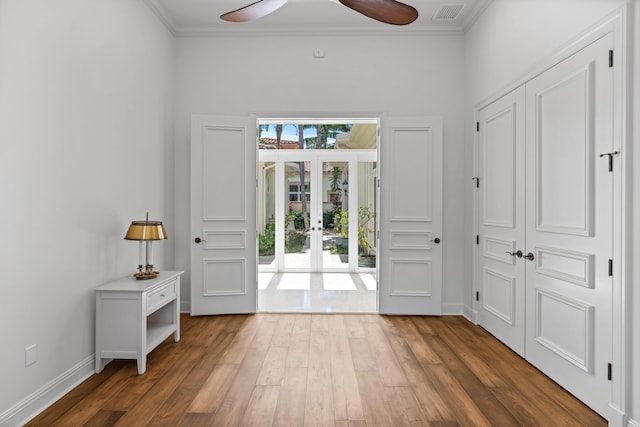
[144,0,177,36]
[143,0,491,38]
[174,26,466,38]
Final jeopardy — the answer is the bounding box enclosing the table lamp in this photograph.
[124,212,167,280]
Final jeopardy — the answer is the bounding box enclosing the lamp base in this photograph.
[134,271,160,280]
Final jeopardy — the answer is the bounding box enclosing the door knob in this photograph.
[505,250,523,258]
[430,237,441,244]
[524,252,535,261]
[194,237,205,244]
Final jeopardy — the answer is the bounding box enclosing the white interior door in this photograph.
[379,117,443,315]
[190,115,256,315]
[477,86,526,356]
[524,33,613,417]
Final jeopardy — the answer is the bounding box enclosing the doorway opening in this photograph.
[256,119,378,312]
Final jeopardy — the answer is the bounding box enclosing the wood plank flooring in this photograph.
[26,314,606,426]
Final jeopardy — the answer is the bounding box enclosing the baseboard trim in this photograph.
[628,417,640,427]
[442,302,463,315]
[180,299,190,314]
[607,404,627,427]
[462,304,478,323]
[0,355,95,427]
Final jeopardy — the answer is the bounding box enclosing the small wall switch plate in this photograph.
[313,49,325,58]
[25,344,37,367]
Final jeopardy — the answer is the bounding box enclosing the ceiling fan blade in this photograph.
[221,0,288,22]
[338,0,418,25]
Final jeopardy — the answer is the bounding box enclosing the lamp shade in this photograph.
[124,221,167,241]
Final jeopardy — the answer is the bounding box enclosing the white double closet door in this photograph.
[477,33,614,417]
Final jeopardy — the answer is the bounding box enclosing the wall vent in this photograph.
[432,4,465,21]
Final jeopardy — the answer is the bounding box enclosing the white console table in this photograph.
[95,270,183,375]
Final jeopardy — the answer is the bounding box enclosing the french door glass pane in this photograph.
[358,161,377,269]
[323,161,349,270]
[284,161,310,269]
[258,161,276,268]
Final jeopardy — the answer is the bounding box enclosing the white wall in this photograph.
[631,1,640,423]
[173,33,467,312]
[464,0,637,423]
[0,0,175,422]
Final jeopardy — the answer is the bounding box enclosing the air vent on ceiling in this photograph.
[432,4,465,21]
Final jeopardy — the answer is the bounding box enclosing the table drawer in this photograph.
[147,280,176,314]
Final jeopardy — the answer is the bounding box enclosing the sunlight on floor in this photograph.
[276,273,311,290]
[258,272,274,290]
[258,272,376,313]
[322,273,357,290]
[359,273,377,290]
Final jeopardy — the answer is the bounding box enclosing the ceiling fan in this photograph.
[220,0,419,26]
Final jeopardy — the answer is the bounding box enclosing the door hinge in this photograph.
[476,291,480,302]
[609,50,614,68]
[476,121,480,132]
[600,151,619,172]
[608,259,613,276]
[476,235,480,245]
[608,363,612,380]
[472,177,480,188]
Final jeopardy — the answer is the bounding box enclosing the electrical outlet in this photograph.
[25,344,37,367]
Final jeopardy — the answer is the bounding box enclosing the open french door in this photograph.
[378,116,443,315]
[190,115,257,315]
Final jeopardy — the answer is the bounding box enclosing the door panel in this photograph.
[525,33,613,417]
[535,69,593,235]
[478,86,526,356]
[191,115,256,315]
[379,117,442,315]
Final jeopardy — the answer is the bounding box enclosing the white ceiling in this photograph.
[145,0,492,34]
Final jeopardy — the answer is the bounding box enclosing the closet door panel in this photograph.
[535,66,593,236]
[524,33,614,418]
[477,86,526,356]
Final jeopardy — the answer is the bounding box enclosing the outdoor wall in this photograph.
[463,0,637,423]
[173,33,467,313]
[0,0,174,423]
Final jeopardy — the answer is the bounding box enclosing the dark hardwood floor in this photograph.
[26,313,606,426]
